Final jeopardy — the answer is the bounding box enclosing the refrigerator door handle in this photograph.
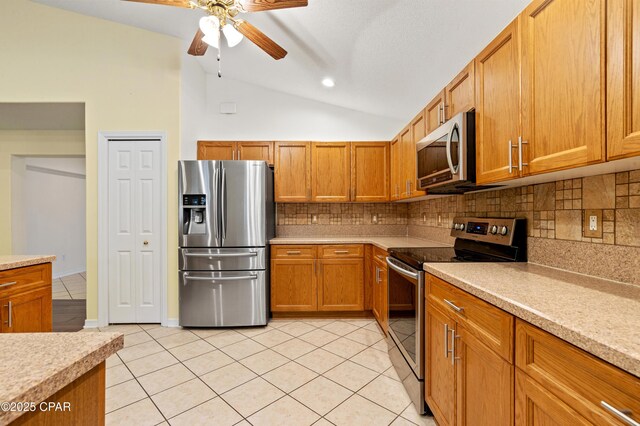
[220,167,227,241]
[184,275,258,282]
[212,167,220,241]
[184,252,258,258]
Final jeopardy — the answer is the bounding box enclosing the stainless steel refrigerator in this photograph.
[178,160,275,327]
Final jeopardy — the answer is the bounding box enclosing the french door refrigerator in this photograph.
[178,160,275,327]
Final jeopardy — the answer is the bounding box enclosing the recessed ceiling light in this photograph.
[322,78,335,88]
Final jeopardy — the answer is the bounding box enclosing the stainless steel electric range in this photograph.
[385,216,527,415]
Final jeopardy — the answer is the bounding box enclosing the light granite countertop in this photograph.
[0,332,123,424]
[0,255,56,272]
[270,236,450,251]
[424,262,640,378]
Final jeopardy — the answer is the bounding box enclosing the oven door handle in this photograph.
[386,257,419,280]
[445,122,458,176]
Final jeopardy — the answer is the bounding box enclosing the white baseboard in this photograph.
[54,268,87,280]
[163,318,180,328]
[84,319,99,329]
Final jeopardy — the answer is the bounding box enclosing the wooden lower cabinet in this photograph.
[515,370,591,426]
[0,263,52,333]
[371,256,388,333]
[426,304,456,426]
[318,259,363,311]
[456,325,513,426]
[270,245,364,313]
[270,259,317,312]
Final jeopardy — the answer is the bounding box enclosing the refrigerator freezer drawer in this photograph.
[179,248,266,271]
[179,271,267,327]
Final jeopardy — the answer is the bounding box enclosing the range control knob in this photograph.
[454,223,461,230]
[490,225,498,235]
[459,223,465,231]
[500,226,508,236]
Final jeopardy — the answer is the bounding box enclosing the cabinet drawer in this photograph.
[427,274,514,362]
[372,246,388,264]
[515,320,640,426]
[0,263,51,298]
[272,245,317,259]
[319,245,364,258]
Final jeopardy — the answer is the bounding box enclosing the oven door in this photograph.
[416,113,464,190]
[386,256,424,379]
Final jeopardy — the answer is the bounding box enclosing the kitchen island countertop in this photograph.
[0,255,56,271]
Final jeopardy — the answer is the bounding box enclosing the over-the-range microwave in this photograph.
[416,111,496,194]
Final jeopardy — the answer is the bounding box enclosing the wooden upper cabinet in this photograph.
[390,136,403,200]
[446,61,475,118]
[351,143,390,202]
[521,0,606,175]
[274,142,311,202]
[311,142,351,202]
[475,19,522,185]
[399,126,413,198]
[426,90,447,134]
[197,141,235,160]
[409,111,427,198]
[607,0,640,160]
[237,142,274,164]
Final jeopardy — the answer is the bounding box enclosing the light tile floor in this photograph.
[92,319,437,426]
[52,272,86,300]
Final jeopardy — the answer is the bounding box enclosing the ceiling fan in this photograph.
[124,0,308,71]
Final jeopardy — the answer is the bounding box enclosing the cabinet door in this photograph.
[456,325,513,426]
[274,142,311,202]
[197,141,236,160]
[1,287,52,333]
[426,304,455,426]
[475,20,522,184]
[271,259,317,311]
[408,112,427,198]
[237,142,274,165]
[515,370,591,426]
[399,126,412,199]
[390,137,403,200]
[446,61,475,118]
[426,89,447,133]
[351,142,389,202]
[521,0,606,174]
[311,143,351,202]
[607,0,640,160]
[372,262,381,322]
[375,259,388,334]
[317,259,363,311]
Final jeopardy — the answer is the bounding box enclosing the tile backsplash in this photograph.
[408,170,640,248]
[276,203,408,226]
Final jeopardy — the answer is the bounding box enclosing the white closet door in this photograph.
[108,140,162,323]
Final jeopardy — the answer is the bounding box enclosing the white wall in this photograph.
[180,57,404,159]
[12,157,86,278]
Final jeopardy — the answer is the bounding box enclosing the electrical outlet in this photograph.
[311,214,318,224]
[438,215,442,225]
[583,209,603,238]
[372,214,378,224]
[422,213,427,223]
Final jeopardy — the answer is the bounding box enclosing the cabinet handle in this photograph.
[375,255,385,261]
[232,150,235,160]
[601,401,640,426]
[237,150,241,160]
[334,250,349,254]
[286,250,302,255]
[508,140,516,174]
[0,281,17,289]
[444,323,449,358]
[443,299,464,313]
[4,301,12,328]
[518,136,528,171]
[442,103,448,122]
[450,328,458,366]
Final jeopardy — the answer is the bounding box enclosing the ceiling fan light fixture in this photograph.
[202,31,220,49]
[199,15,220,35]
[222,24,244,47]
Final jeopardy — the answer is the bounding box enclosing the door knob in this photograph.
[143,241,149,245]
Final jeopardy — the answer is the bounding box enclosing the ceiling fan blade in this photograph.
[235,20,287,60]
[240,0,308,12]
[188,29,209,56]
[122,0,191,8]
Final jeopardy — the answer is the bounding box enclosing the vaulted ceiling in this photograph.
[31,0,529,120]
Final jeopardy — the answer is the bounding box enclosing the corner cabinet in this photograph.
[607,0,640,160]
[475,19,522,185]
[0,263,52,333]
[520,0,606,175]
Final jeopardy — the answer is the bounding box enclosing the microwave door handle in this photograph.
[445,123,457,175]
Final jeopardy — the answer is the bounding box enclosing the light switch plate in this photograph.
[583,209,603,238]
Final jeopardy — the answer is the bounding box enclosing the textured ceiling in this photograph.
[30,0,530,120]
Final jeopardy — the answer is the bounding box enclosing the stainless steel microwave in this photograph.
[416,111,482,194]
